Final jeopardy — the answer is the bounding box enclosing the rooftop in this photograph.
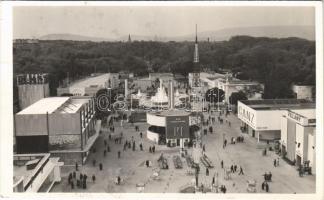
[289,109,316,120]
[13,153,50,189]
[219,79,259,85]
[56,98,91,113]
[239,99,315,110]
[17,97,92,115]
[69,73,110,90]
[17,97,70,115]
[151,110,190,117]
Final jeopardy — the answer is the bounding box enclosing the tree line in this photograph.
[13,36,315,99]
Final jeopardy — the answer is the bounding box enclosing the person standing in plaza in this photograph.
[71,181,74,189]
[99,163,103,171]
[123,143,127,151]
[265,182,269,192]
[212,175,215,186]
[152,145,155,153]
[140,143,143,151]
[132,141,136,151]
[221,160,224,168]
[140,132,143,138]
[274,159,277,167]
[68,173,72,184]
[92,175,96,183]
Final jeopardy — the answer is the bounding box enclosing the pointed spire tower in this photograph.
[128,34,132,43]
[193,24,199,64]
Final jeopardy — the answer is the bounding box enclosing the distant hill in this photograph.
[173,26,315,42]
[39,33,111,42]
[37,25,315,42]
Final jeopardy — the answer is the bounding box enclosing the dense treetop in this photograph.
[13,36,315,98]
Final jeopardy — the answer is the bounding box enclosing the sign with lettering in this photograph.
[165,115,189,139]
[237,102,256,129]
[287,111,308,126]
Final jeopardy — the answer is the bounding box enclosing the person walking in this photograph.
[238,166,244,175]
[152,145,155,153]
[274,159,277,167]
[261,182,265,190]
[140,143,143,151]
[92,175,96,183]
[230,165,234,173]
[99,163,103,171]
[140,132,143,138]
[221,160,224,168]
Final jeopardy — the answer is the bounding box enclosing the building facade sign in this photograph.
[237,102,256,129]
[287,111,308,126]
[165,116,189,139]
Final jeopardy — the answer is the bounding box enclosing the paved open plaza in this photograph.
[51,109,315,193]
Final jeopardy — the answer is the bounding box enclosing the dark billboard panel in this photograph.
[165,115,189,139]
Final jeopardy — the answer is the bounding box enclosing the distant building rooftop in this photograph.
[150,110,190,117]
[69,73,110,89]
[219,79,259,85]
[288,109,316,120]
[239,99,315,110]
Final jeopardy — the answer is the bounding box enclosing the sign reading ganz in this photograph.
[237,103,256,128]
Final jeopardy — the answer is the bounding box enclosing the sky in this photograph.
[13,6,315,39]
